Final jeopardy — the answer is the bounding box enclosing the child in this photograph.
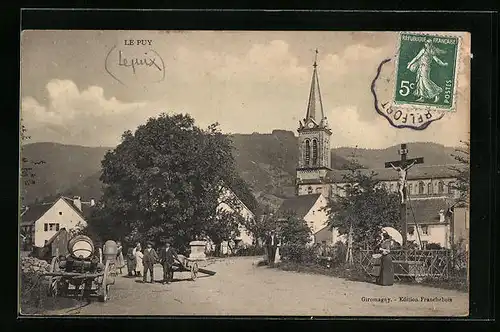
[135,246,144,277]
[126,247,136,277]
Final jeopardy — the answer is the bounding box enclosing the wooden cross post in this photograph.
[384,143,424,247]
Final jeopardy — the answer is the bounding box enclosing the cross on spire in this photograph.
[305,48,324,122]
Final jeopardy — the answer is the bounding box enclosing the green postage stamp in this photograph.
[394,33,460,110]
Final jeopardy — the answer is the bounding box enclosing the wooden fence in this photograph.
[356,249,456,282]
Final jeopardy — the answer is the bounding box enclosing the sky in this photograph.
[20,30,470,149]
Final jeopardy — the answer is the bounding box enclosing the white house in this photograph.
[278,193,345,245]
[406,196,455,249]
[20,196,94,248]
[216,187,256,254]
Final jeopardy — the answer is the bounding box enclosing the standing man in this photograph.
[142,241,158,283]
[159,241,179,284]
[266,230,279,267]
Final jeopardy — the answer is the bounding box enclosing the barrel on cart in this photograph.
[42,235,116,302]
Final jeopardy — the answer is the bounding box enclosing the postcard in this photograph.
[19,30,470,316]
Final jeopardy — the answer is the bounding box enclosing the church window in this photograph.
[438,181,444,194]
[308,186,313,194]
[427,182,433,195]
[418,181,425,194]
[312,139,318,166]
[305,140,311,165]
[408,184,413,195]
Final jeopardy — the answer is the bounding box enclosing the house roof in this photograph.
[21,196,92,225]
[45,227,68,247]
[406,197,453,225]
[21,203,54,224]
[326,164,465,183]
[61,197,93,219]
[278,194,322,219]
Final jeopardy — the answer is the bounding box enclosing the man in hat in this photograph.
[265,230,280,267]
[159,241,179,284]
[142,241,159,283]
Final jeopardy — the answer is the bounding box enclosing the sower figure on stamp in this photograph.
[142,241,159,283]
[266,230,279,267]
[390,160,417,204]
[159,241,179,284]
[406,39,448,103]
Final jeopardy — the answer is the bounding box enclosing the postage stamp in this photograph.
[393,33,460,111]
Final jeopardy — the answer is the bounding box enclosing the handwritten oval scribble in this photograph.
[105,45,165,86]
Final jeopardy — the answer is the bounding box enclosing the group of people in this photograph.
[114,240,180,285]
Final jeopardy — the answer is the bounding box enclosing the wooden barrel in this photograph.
[67,235,94,259]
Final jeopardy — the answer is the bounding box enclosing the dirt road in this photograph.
[47,256,468,316]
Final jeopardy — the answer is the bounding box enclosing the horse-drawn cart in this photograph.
[42,235,116,302]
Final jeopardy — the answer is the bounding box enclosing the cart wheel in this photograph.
[190,262,199,281]
[98,261,110,302]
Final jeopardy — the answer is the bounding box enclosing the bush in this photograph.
[280,243,319,265]
[426,242,444,250]
[19,257,51,314]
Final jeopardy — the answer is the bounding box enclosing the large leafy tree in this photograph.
[91,113,248,252]
[325,166,400,260]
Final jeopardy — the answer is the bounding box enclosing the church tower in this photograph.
[296,50,332,196]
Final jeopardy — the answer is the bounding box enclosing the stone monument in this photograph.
[189,240,207,260]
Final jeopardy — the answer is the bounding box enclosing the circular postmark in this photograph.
[372,58,445,130]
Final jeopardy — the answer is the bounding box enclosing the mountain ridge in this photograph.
[21,131,460,210]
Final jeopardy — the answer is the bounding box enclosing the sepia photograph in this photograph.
[19,30,470,316]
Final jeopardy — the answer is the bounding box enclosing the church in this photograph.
[278,55,468,249]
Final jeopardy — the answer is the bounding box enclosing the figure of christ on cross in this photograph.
[389,160,417,204]
[384,144,425,204]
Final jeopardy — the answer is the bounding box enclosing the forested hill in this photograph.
[21,133,458,210]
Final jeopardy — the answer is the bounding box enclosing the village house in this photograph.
[202,186,256,255]
[286,54,467,249]
[278,193,343,246]
[20,196,94,248]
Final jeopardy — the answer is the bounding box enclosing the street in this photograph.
[47,256,468,316]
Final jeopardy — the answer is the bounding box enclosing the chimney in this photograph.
[439,210,445,222]
[73,196,82,211]
[90,198,95,207]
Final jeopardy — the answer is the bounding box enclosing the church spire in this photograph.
[305,49,325,123]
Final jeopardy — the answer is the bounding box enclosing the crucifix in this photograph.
[384,143,424,246]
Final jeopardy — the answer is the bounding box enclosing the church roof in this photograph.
[326,164,465,183]
[278,193,322,219]
[304,52,325,124]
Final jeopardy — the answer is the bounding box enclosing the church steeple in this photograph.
[305,49,325,124]
[296,49,333,196]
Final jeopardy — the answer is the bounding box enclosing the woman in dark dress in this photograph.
[377,231,394,286]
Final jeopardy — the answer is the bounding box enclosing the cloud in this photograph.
[21,79,151,146]
[21,36,469,149]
